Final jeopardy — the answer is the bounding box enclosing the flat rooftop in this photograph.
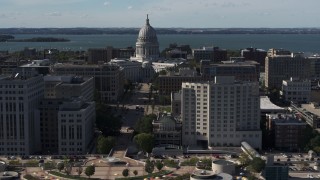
[260,96,285,111]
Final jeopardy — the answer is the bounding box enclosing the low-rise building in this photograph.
[52,63,124,102]
[192,46,227,62]
[241,47,267,67]
[152,113,182,147]
[200,59,260,81]
[166,49,187,59]
[267,114,306,151]
[87,46,135,64]
[157,68,202,96]
[280,77,311,103]
[109,59,143,82]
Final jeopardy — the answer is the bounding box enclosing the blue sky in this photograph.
[0,0,319,28]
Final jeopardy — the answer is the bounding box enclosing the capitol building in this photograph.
[131,15,160,62]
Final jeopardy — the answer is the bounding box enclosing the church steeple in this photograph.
[146,14,150,25]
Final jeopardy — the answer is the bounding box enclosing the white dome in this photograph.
[134,15,160,61]
[137,16,158,43]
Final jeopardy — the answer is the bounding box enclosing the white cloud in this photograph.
[103,1,110,6]
[46,12,62,16]
[127,6,133,10]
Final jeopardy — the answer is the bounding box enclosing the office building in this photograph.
[52,63,124,102]
[280,77,311,103]
[87,47,135,64]
[265,49,309,89]
[58,99,95,155]
[308,55,320,79]
[19,59,51,76]
[87,48,109,64]
[181,76,262,149]
[109,59,148,83]
[200,59,260,81]
[171,92,181,116]
[241,48,267,67]
[165,49,187,59]
[40,76,95,154]
[152,113,182,147]
[192,46,227,62]
[0,74,44,155]
[267,114,306,151]
[157,68,202,96]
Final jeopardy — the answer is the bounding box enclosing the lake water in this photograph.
[1,34,320,53]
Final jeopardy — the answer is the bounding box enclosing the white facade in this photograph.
[181,76,261,149]
[58,100,95,155]
[0,75,44,155]
[280,77,311,103]
[132,15,159,62]
[109,59,142,82]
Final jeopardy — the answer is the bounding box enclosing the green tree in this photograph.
[135,114,156,134]
[238,153,250,166]
[298,125,316,150]
[122,168,129,177]
[57,162,64,172]
[133,170,138,176]
[247,175,257,180]
[97,135,115,154]
[96,103,122,136]
[85,165,95,178]
[155,160,164,171]
[134,133,155,153]
[145,159,154,175]
[249,157,266,173]
[309,135,320,152]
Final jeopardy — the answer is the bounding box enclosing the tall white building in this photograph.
[131,15,159,62]
[58,99,95,155]
[181,76,261,149]
[0,74,44,155]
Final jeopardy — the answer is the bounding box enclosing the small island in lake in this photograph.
[0,35,70,42]
[11,37,70,42]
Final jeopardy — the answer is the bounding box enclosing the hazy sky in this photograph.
[0,0,319,28]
